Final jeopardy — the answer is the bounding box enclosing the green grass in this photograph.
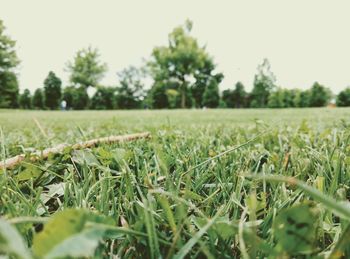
[1,108,350,258]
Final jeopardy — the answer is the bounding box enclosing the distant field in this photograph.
[1,108,349,148]
[1,108,350,258]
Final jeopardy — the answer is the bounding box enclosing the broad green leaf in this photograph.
[113,148,132,163]
[273,203,319,255]
[32,209,113,258]
[72,149,100,166]
[193,217,236,240]
[85,212,115,226]
[0,218,31,259]
[32,210,87,258]
[213,221,237,240]
[44,228,105,259]
[40,183,65,204]
[16,165,42,181]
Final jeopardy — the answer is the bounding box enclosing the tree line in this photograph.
[1,19,350,110]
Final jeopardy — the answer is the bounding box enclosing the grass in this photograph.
[1,108,350,258]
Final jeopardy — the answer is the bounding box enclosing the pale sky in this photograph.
[1,0,350,93]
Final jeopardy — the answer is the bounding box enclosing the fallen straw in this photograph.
[0,132,151,170]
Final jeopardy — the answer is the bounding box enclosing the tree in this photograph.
[65,47,106,110]
[0,72,19,108]
[72,87,89,110]
[292,89,302,107]
[297,90,311,107]
[250,59,276,108]
[222,89,234,108]
[115,66,145,109]
[19,89,32,109]
[202,77,220,108]
[91,86,116,109]
[32,88,45,109]
[336,87,350,107]
[191,59,223,108]
[0,20,20,108]
[308,82,332,107]
[62,87,75,110]
[67,46,107,88]
[165,89,180,109]
[63,86,89,110]
[267,88,297,108]
[232,82,247,108]
[284,89,298,108]
[44,71,62,109]
[218,99,227,108]
[148,20,222,108]
[147,80,194,109]
[147,83,169,109]
[268,88,285,108]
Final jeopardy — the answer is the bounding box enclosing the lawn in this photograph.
[1,108,350,258]
[1,108,348,148]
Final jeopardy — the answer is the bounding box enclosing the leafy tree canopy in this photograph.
[44,71,62,110]
[250,58,276,108]
[32,88,45,109]
[0,71,19,108]
[336,87,350,107]
[63,86,89,110]
[309,82,332,107]
[148,20,222,108]
[202,77,220,108]
[91,86,115,110]
[232,82,247,107]
[67,46,107,88]
[19,89,32,109]
[115,66,145,109]
[0,20,20,108]
[0,20,19,70]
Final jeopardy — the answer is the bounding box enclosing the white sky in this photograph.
[1,0,350,93]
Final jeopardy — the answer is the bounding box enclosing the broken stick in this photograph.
[0,132,151,170]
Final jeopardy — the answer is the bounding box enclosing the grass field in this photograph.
[1,108,350,258]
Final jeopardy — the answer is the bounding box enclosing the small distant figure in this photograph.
[61,100,67,111]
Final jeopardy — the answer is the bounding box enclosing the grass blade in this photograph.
[247,174,350,220]
[173,207,223,259]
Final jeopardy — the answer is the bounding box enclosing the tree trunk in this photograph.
[180,81,187,108]
[181,88,186,108]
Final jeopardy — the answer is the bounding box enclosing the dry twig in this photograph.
[0,132,151,170]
